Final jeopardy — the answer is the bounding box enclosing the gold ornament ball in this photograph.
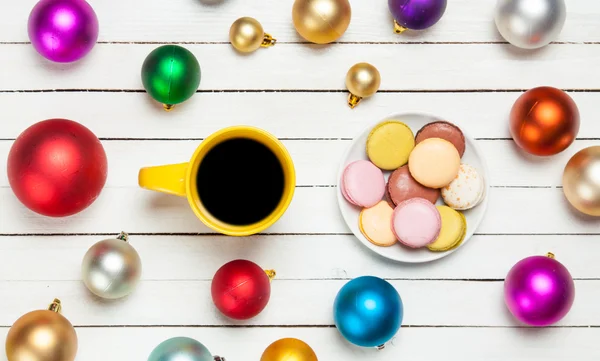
[230,17,275,53]
[345,62,381,108]
[292,0,352,44]
[6,300,78,361]
[563,146,600,216]
[260,338,318,361]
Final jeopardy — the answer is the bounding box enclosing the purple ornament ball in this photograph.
[28,0,99,63]
[504,254,575,327]
[388,0,447,30]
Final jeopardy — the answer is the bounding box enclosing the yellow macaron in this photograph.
[366,121,415,170]
[359,201,397,247]
[428,205,467,252]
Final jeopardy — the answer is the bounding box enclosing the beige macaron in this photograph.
[408,138,461,188]
[359,201,397,247]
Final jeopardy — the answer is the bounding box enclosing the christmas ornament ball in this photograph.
[82,232,142,299]
[148,337,222,361]
[292,0,351,44]
[141,45,201,111]
[229,17,275,53]
[388,0,447,32]
[6,299,77,361]
[28,0,99,63]
[334,276,403,348]
[505,254,575,326]
[7,119,107,217]
[345,62,381,108]
[563,146,600,216]
[495,0,566,49]
[211,259,275,320]
[509,87,579,156]
[260,338,318,361]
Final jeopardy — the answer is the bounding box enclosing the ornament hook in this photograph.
[163,104,175,112]
[265,269,277,281]
[48,298,62,313]
[348,93,362,109]
[393,20,407,34]
[117,232,129,242]
[547,252,555,259]
[213,356,226,361]
[261,33,277,48]
[376,344,385,350]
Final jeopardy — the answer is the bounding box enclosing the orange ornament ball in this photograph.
[509,87,580,156]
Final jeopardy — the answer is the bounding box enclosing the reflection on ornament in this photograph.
[28,0,99,62]
[260,338,317,361]
[345,63,381,108]
[504,253,575,326]
[509,86,579,156]
[230,17,276,53]
[211,259,275,320]
[563,146,600,216]
[6,299,78,361]
[148,337,224,361]
[292,0,351,44]
[141,45,201,111]
[388,0,447,33]
[334,276,403,348]
[7,119,107,217]
[82,232,142,299]
[495,0,566,49]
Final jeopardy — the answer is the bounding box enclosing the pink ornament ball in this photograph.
[28,0,99,63]
[504,254,575,327]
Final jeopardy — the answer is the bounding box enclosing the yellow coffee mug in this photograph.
[138,126,296,236]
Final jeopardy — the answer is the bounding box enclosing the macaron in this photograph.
[408,138,461,188]
[391,198,441,248]
[387,165,440,206]
[359,201,397,247]
[427,206,467,252]
[366,121,415,170]
[442,163,486,210]
[415,121,466,157]
[341,160,386,208]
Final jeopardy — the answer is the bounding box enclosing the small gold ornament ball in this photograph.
[345,62,381,108]
[6,300,78,361]
[563,146,600,216]
[292,0,352,44]
[260,338,318,361]
[230,17,268,53]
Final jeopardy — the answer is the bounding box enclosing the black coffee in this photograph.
[196,138,285,226]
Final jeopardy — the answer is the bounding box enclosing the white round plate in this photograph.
[337,113,490,263]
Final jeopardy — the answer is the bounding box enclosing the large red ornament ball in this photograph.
[7,119,107,217]
[509,86,580,156]
[211,259,273,320]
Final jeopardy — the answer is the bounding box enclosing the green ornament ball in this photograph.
[141,45,201,110]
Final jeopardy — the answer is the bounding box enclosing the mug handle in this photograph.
[138,163,188,197]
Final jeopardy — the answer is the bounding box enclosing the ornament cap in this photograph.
[261,33,277,48]
[163,104,175,112]
[48,298,62,313]
[117,232,129,242]
[214,356,226,361]
[348,93,363,109]
[394,20,408,34]
[376,344,385,350]
[265,269,276,281]
[547,252,555,259]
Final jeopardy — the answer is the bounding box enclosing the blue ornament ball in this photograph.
[333,276,403,348]
[148,337,217,361]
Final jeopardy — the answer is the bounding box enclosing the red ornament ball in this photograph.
[509,86,580,156]
[7,119,107,217]
[211,259,274,320]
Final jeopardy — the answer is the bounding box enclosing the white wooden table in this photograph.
[1,0,600,360]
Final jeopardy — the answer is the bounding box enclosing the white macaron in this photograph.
[441,164,485,210]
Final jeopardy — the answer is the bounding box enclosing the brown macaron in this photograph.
[415,121,466,157]
[387,165,440,206]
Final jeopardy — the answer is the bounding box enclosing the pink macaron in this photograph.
[391,197,441,248]
[341,160,385,208]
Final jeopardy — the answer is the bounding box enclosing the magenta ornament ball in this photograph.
[504,254,575,327]
[28,0,99,63]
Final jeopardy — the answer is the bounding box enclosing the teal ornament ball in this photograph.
[148,337,224,361]
[141,45,201,111]
[333,276,403,348]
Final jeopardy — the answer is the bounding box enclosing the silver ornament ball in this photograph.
[148,337,224,361]
[82,232,142,299]
[494,0,566,49]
